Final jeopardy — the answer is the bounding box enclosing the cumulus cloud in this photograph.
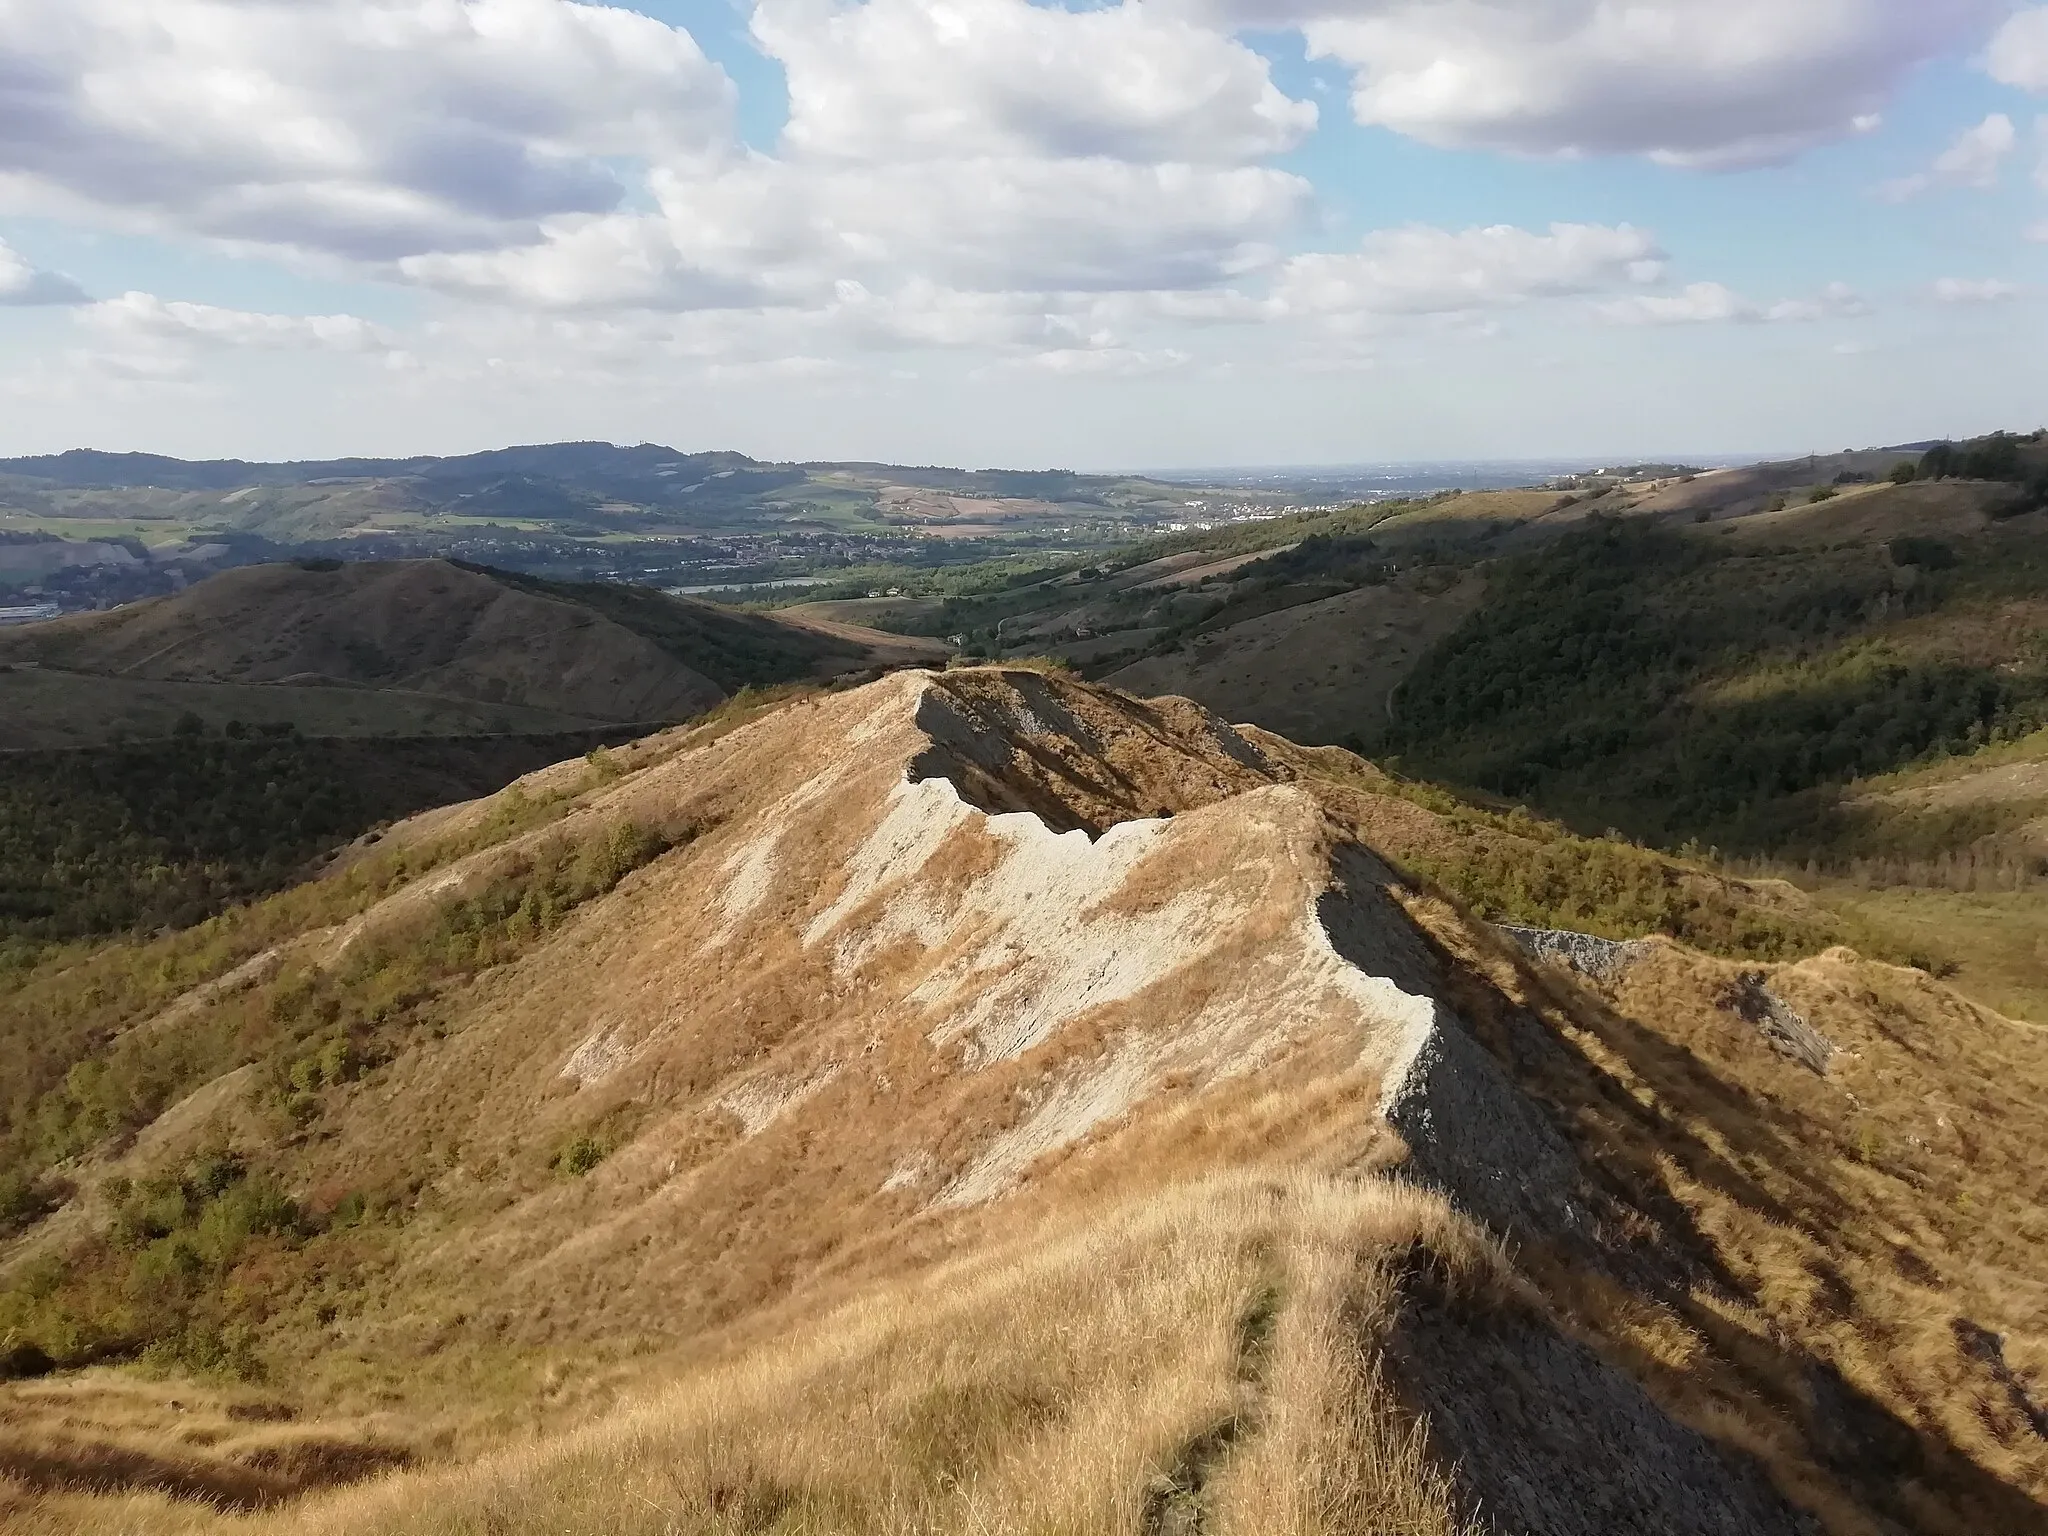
[1274,223,1663,318]
[1598,280,1869,325]
[1157,0,1999,169]
[0,0,2000,400]
[0,0,1317,321]
[755,0,1314,165]
[1931,277,2022,303]
[1988,7,2048,91]
[365,0,1314,318]
[406,146,1308,310]
[0,238,88,304]
[1879,114,2017,200]
[0,0,736,260]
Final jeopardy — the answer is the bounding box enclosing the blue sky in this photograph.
[0,0,2044,469]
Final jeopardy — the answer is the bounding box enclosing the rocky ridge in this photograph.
[5,667,2046,1534]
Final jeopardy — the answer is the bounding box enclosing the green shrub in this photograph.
[1889,536,1958,570]
[0,1150,317,1381]
[551,1134,610,1177]
[0,732,636,948]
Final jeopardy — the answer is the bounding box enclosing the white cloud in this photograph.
[1931,277,2022,303]
[407,151,1308,309]
[0,0,736,261]
[1006,346,1192,376]
[0,237,87,304]
[1598,280,1869,325]
[1762,281,1873,323]
[1988,7,2048,91]
[1274,223,1663,318]
[1878,113,2017,200]
[0,0,1316,321]
[398,208,772,311]
[1182,0,2002,169]
[372,0,1314,316]
[755,0,1315,165]
[1597,282,1754,325]
[0,0,2013,433]
[80,292,398,352]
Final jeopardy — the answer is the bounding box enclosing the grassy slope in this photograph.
[1257,734,1849,961]
[0,677,2043,1534]
[467,566,869,691]
[0,560,727,731]
[1102,572,1486,750]
[1813,887,2048,1024]
[4,1174,1494,1536]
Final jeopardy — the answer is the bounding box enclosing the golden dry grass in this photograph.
[2,1174,1499,1536]
[1397,895,2048,1535]
[1811,886,2048,1025]
[8,670,2048,1536]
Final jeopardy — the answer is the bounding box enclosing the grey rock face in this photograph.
[1499,925,1654,983]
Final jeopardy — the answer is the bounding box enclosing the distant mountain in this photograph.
[0,442,756,493]
[0,443,1145,510]
[0,442,1228,546]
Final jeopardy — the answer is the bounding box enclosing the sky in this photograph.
[0,0,2045,470]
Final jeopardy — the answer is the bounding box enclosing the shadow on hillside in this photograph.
[0,1433,409,1510]
[1388,918,2048,1534]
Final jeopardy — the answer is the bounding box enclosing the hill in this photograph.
[804,452,2047,875]
[0,558,922,749]
[0,730,646,948]
[1382,490,2048,858]
[0,561,941,949]
[1,669,2044,1533]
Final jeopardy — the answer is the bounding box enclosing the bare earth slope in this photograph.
[2,671,2044,1534]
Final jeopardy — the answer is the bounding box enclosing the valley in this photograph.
[0,444,1314,616]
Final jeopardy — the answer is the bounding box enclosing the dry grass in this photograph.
[1811,886,2048,1025]
[1396,891,2048,1534]
[0,1376,407,1514]
[1099,576,1483,755]
[2,1174,1500,1536]
[9,669,2048,1536]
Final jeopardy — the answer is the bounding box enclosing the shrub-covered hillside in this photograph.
[0,728,638,950]
[1387,507,2048,859]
